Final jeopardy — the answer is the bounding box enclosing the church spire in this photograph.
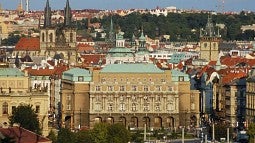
[64,0,72,26]
[43,0,51,28]
[139,27,146,48]
[108,17,115,43]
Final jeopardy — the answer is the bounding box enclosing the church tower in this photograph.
[62,0,76,49]
[109,17,115,43]
[39,0,77,64]
[200,14,221,62]
[40,0,56,55]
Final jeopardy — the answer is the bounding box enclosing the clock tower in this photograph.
[200,14,221,62]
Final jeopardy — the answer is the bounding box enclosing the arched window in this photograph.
[70,33,73,42]
[2,102,8,114]
[49,33,53,42]
[42,33,45,42]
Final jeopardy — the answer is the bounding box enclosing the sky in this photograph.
[0,0,254,12]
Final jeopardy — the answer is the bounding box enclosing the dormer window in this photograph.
[78,76,84,81]
[179,76,184,81]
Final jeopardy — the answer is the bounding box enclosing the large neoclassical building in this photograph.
[61,63,200,130]
[0,68,49,136]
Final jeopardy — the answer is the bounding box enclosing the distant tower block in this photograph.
[26,0,29,12]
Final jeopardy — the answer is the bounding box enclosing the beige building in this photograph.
[61,64,200,130]
[246,73,255,127]
[0,68,49,136]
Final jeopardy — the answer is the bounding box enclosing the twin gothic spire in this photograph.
[43,0,72,28]
[64,0,72,26]
[43,0,51,28]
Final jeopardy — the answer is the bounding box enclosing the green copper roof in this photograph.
[136,50,150,55]
[169,53,185,64]
[63,68,92,82]
[101,63,164,73]
[116,31,124,40]
[108,47,134,57]
[0,68,24,77]
[171,70,190,82]
[139,31,146,41]
[108,47,133,53]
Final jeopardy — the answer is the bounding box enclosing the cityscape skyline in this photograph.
[0,0,254,12]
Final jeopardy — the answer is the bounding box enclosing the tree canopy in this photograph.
[8,104,41,134]
[55,123,130,143]
[77,12,255,42]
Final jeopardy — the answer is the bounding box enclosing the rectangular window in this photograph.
[67,94,71,101]
[67,104,71,110]
[156,86,161,91]
[143,104,149,111]
[108,86,113,91]
[78,76,84,82]
[179,76,184,81]
[108,104,113,111]
[156,95,161,101]
[144,86,148,91]
[132,86,137,91]
[101,78,106,83]
[131,103,137,111]
[96,86,101,91]
[2,103,8,114]
[119,103,125,111]
[35,105,40,113]
[120,86,125,91]
[12,106,16,114]
[95,103,101,111]
[168,86,173,91]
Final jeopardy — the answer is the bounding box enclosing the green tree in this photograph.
[47,130,57,143]
[212,123,233,141]
[0,135,15,143]
[9,105,41,134]
[75,130,93,143]
[107,123,131,143]
[247,122,255,143]
[90,123,109,143]
[56,128,75,143]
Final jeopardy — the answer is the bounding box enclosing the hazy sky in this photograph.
[0,0,253,12]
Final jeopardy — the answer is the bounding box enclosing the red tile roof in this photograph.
[77,43,95,53]
[80,54,106,65]
[0,127,51,143]
[221,70,247,84]
[220,56,255,67]
[15,37,40,51]
[25,67,56,76]
[24,64,68,77]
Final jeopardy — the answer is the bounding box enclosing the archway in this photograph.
[119,116,126,127]
[106,117,114,124]
[94,117,102,124]
[190,115,197,127]
[130,116,138,130]
[154,116,162,128]
[64,115,71,128]
[167,117,175,130]
[143,116,150,128]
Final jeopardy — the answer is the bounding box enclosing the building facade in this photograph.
[0,68,49,136]
[61,64,200,130]
[246,73,255,127]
